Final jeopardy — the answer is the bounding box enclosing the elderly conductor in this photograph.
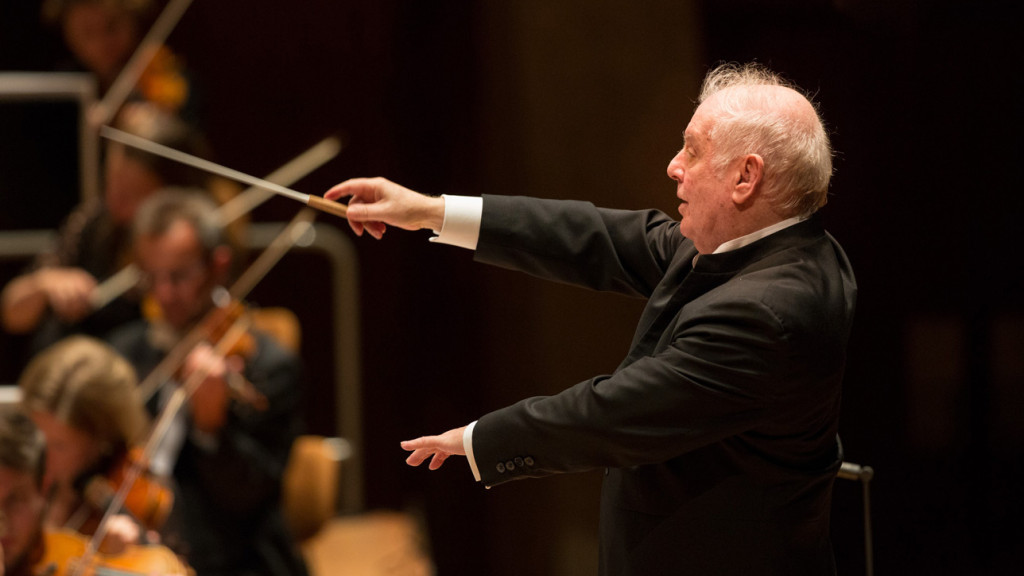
[326,62,857,575]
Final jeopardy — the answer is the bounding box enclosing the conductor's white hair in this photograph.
[699,62,833,217]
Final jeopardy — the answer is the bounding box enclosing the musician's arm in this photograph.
[1,267,97,332]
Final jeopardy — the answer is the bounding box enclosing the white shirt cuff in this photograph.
[430,195,482,250]
[464,420,481,482]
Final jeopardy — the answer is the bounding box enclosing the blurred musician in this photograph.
[108,189,308,576]
[41,0,198,122]
[6,364,189,575]
[16,336,162,548]
[0,406,47,576]
[0,103,209,353]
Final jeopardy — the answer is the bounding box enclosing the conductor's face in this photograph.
[666,98,737,254]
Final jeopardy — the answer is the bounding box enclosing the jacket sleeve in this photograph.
[475,194,684,298]
[471,291,828,488]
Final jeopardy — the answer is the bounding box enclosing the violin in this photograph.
[76,448,173,535]
[191,293,257,360]
[33,528,191,576]
[141,290,268,411]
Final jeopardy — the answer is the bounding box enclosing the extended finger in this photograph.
[401,436,439,451]
[405,447,433,467]
[428,452,449,470]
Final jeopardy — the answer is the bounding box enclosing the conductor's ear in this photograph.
[732,154,764,205]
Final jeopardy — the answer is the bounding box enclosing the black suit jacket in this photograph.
[470,195,857,575]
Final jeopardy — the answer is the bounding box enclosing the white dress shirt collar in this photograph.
[712,214,808,255]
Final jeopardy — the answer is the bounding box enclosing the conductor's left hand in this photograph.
[401,426,467,470]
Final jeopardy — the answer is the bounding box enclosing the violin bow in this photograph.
[89,134,344,310]
[91,0,196,127]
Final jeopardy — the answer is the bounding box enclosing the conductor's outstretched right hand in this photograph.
[325,177,445,240]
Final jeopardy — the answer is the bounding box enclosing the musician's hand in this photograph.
[37,267,97,322]
[98,514,142,555]
[324,177,444,240]
[183,344,232,434]
[400,426,467,470]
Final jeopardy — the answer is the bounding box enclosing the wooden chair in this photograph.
[263,306,433,574]
[249,306,302,354]
[282,435,350,541]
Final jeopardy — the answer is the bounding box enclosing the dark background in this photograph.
[2,1,1020,574]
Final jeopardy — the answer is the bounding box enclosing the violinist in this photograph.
[5,373,190,576]
[0,406,47,576]
[41,0,199,123]
[107,189,308,576]
[0,103,209,355]
[15,336,169,549]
